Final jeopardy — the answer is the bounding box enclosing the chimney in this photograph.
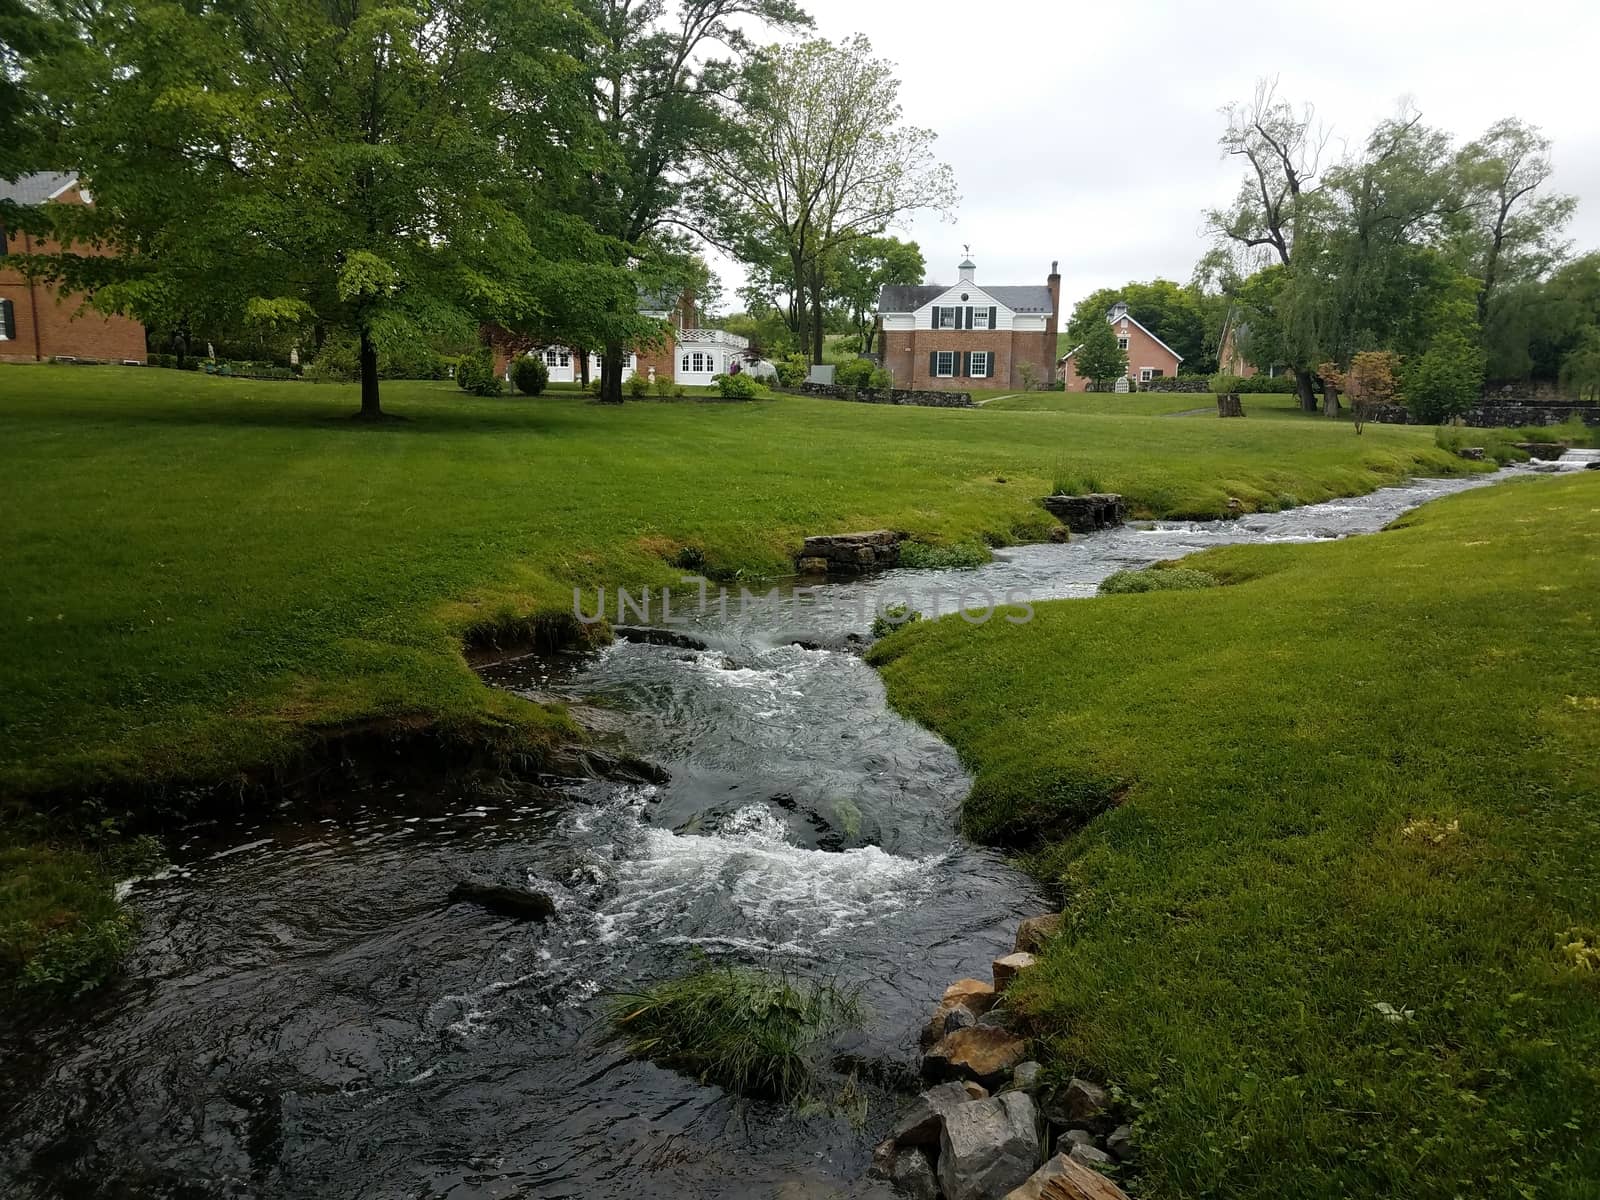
[1047,260,1061,334]
[958,256,976,285]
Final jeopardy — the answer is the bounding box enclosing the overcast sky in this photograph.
[704,0,1600,319]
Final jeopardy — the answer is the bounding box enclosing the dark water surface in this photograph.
[0,472,1510,1199]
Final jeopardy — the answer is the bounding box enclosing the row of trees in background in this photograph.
[1203,80,1589,419]
[4,0,947,414]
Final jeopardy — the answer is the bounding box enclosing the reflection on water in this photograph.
[0,471,1511,1199]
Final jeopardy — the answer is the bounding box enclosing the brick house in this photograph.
[874,257,1061,391]
[0,172,147,364]
[1059,301,1182,391]
[501,289,751,387]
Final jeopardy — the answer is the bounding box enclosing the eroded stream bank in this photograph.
[0,472,1513,1199]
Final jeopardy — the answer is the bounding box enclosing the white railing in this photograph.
[678,327,749,350]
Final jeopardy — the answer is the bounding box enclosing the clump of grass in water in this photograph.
[1098,567,1219,595]
[897,541,990,570]
[870,604,922,638]
[609,965,863,1102]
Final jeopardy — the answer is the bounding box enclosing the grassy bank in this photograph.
[869,473,1600,1199]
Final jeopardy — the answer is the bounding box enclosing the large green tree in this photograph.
[31,0,564,419]
[697,34,954,364]
[563,0,809,402]
[0,0,60,181]
[1066,279,1218,372]
[833,235,924,356]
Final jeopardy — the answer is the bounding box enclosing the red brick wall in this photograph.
[881,328,1056,391]
[0,185,146,363]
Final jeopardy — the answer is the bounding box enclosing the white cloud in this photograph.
[704,0,1600,317]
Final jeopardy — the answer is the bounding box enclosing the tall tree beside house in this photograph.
[1207,80,1331,412]
[1072,317,1127,392]
[697,35,956,364]
[0,0,61,181]
[834,235,924,356]
[561,0,810,403]
[31,0,555,419]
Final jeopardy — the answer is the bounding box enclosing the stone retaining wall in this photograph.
[1139,377,1216,393]
[1367,402,1600,428]
[797,530,903,574]
[792,383,975,408]
[1041,493,1128,533]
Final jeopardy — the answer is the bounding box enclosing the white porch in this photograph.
[675,327,749,387]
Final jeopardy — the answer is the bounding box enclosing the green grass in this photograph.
[984,390,1210,416]
[869,474,1600,1199]
[0,365,1488,801]
[609,965,862,1101]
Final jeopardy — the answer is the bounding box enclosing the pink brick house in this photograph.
[1058,301,1182,391]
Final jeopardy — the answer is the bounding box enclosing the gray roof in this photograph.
[877,283,1055,315]
[0,172,78,206]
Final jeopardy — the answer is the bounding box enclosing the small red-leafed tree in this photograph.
[1345,350,1400,435]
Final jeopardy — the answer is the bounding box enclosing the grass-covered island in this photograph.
[870,472,1600,1199]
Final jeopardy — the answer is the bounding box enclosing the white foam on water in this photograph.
[599,803,934,952]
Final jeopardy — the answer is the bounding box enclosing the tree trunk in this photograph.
[356,326,382,419]
[810,274,825,365]
[599,341,625,404]
[1217,392,1244,418]
[1292,367,1318,412]
[1322,382,1340,417]
[578,349,590,388]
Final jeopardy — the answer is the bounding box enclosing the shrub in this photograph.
[1209,372,1296,395]
[869,367,893,390]
[586,377,603,396]
[897,541,991,570]
[1406,331,1486,424]
[455,348,503,397]
[654,376,674,398]
[627,373,651,398]
[713,372,761,399]
[834,358,875,391]
[510,355,549,396]
[1098,567,1220,595]
[609,965,862,1101]
[776,355,810,388]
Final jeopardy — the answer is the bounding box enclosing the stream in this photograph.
[0,470,1526,1199]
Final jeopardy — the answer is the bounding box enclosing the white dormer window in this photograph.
[1117,336,1129,351]
[935,306,959,329]
[971,309,991,330]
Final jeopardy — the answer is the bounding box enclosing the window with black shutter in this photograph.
[0,298,14,341]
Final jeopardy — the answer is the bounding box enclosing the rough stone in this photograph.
[797,529,903,575]
[937,1092,1041,1200]
[890,1147,939,1200]
[1058,1077,1109,1122]
[1515,441,1570,459]
[1040,493,1128,533]
[447,881,555,921]
[797,556,830,574]
[1014,913,1064,955]
[889,1081,975,1148]
[944,979,998,1014]
[1003,1153,1133,1200]
[1068,1143,1113,1168]
[1456,446,1487,461]
[1062,1129,1095,1149]
[869,1138,898,1179]
[1010,1061,1043,1092]
[923,1026,1030,1089]
[992,951,1037,993]
[945,1003,978,1035]
[962,1081,990,1100]
[1105,1124,1134,1161]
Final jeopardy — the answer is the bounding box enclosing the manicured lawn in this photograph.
[869,473,1600,1200]
[984,390,1213,416]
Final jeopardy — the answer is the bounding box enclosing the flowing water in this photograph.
[0,471,1517,1199]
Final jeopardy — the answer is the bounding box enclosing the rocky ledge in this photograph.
[1040,494,1128,534]
[797,529,904,575]
[872,915,1137,1199]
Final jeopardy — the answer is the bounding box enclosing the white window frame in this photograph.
[1140,367,1154,382]
[545,349,560,367]
[971,308,991,330]
[691,351,706,373]
[681,353,690,372]
[1117,336,1129,351]
[934,350,955,378]
[558,350,570,367]
[970,351,990,379]
[935,306,959,329]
